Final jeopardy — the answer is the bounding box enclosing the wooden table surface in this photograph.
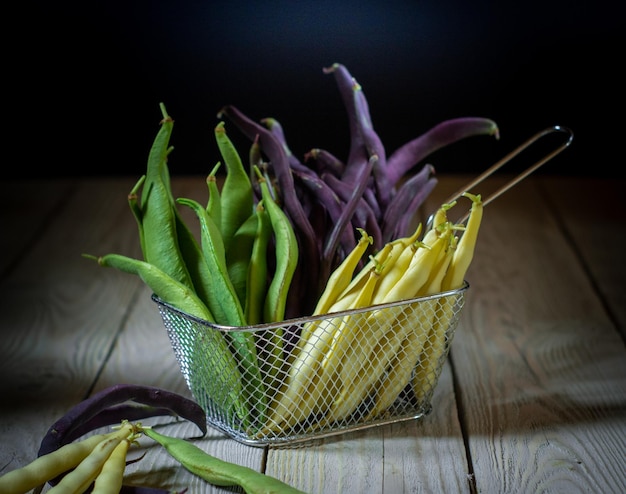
[1,175,625,493]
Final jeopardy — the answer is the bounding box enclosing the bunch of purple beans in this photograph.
[219,63,499,318]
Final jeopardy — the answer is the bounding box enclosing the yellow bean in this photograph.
[91,439,131,494]
[0,425,133,494]
[47,430,132,494]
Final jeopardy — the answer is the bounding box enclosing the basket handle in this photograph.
[429,125,574,227]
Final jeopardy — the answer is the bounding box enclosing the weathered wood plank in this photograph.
[265,362,471,493]
[0,178,144,473]
[2,176,624,494]
[424,176,626,493]
[0,179,74,276]
[538,176,626,339]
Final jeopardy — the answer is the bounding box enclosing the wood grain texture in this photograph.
[425,175,626,493]
[0,178,144,472]
[1,176,624,494]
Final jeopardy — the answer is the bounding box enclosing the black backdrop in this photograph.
[6,0,624,179]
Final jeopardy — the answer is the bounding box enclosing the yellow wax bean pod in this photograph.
[0,424,133,494]
[312,227,372,316]
[414,193,482,402]
[365,233,457,419]
[327,228,450,422]
[91,437,132,494]
[441,192,483,291]
[47,426,134,494]
[260,264,381,435]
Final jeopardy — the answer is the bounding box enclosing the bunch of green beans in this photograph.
[85,104,299,432]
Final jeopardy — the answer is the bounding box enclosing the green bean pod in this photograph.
[226,210,259,309]
[83,253,249,423]
[214,121,254,253]
[141,427,307,494]
[244,201,271,327]
[253,167,299,324]
[138,103,193,289]
[127,174,146,255]
[206,162,222,232]
[245,201,284,400]
[176,197,267,429]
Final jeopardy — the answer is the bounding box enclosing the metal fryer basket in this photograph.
[154,282,468,446]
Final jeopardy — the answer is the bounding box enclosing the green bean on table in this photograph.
[141,426,307,494]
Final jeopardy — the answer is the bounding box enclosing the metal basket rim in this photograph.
[152,280,469,333]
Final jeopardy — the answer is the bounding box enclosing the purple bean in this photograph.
[323,64,366,173]
[261,117,315,177]
[322,154,376,268]
[304,148,345,177]
[38,384,207,459]
[120,487,188,494]
[381,164,437,242]
[294,169,357,257]
[218,106,317,253]
[322,172,383,252]
[352,85,392,208]
[385,117,499,186]
[394,176,438,241]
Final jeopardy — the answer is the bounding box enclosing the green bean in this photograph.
[175,198,245,325]
[226,210,259,309]
[0,425,133,494]
[245,200,284,399]
[205,162,222,231]
[140,427,307,494]
[253,166,299,324]
[84,253,212,321]
[214,121,254,253]
[138,103,193,289]
[176,197,267,429]
[83,253,249,424]
[244,201,271,326]
[173,209,216,312]
[127,174,146,255]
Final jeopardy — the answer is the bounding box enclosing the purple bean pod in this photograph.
[394,176,438,241]
[38,384,206,486]
[322,154,376,279]
[381,164,437,242]
[385,117,499,186]
[120,487,188,494]
[352,84,391,209]
[325,64,391,214]
[38,385,207,457]
[322,172,383,252]
[261,117,316,177]
[293,169,357,258]
[323,64,366,175]
[304,148,345,177]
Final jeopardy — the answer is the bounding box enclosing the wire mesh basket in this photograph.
[154,282,468,446]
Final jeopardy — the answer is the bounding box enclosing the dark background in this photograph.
[6,0,625,179]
